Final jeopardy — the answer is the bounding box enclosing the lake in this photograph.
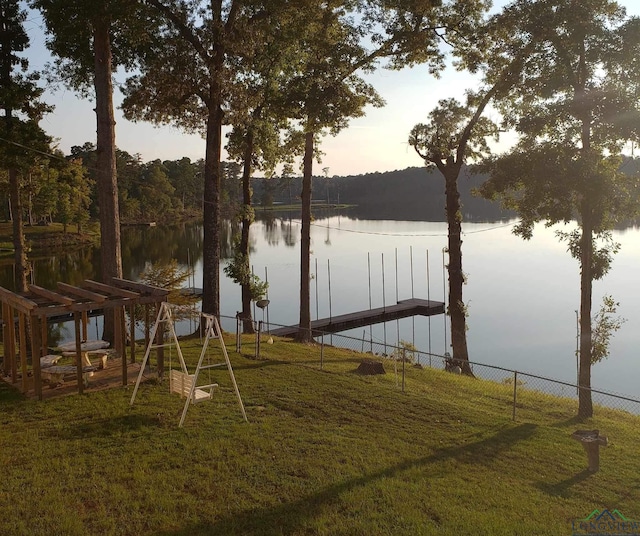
[2,213,639,399]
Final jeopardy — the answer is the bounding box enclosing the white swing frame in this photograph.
[130,302,248,427]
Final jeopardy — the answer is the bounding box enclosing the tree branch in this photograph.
[146,0,211,66]
[456,45,533,162]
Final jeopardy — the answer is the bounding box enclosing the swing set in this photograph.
[130,302,248,427]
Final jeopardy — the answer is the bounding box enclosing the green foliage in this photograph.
[409,97,499,167]
[556,229,621,281]
[390,340,418,363]
[31,0,156,94]
[0,1,52,167]
[235,204,255,225]
[591,295,627,364]
[135,259,198,323]
[476,0,640,418]
[223,248,268,301]
[139,259,193,302]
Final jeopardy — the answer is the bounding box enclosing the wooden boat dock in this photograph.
[270,298,445,338]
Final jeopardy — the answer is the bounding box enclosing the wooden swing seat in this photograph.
[169,369,217,404]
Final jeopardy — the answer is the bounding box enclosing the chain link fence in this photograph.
[223,314,640,420]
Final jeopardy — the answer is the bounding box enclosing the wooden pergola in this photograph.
[0,277,169,400]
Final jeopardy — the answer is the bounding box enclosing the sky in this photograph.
[21,1,640,178]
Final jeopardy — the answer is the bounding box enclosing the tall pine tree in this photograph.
[0,0,50,292]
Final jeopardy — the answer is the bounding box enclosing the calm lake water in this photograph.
[219,215,640,399]
[2,213,639,398]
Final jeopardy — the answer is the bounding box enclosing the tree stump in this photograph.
[356,359,385,375]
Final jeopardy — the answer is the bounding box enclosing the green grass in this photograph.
[0,221,99,259]
[1,336,639,535]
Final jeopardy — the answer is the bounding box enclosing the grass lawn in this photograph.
[0,222,98,260]
[1,336,639,535]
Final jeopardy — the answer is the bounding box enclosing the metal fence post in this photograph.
[256,320,262,359]
[402,348,406,392]
[512,371,518,421]
[235,313,241,352]
[320,332,324,370]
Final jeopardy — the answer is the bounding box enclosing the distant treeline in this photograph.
[4,145,638,226]
[251,166,515,222]
[252,156,640,223]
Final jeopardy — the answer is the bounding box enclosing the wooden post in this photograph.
[120,306,127,362]
[82,311,88,341]
[144,304,150,351]
[129,304,136,363]
[1,304,8,377]
[10,308,18,384]
[2,303,15,378]
[114,308,122,358]
[40,313,48,354]
[118,308,127,386]
[31,316,42,400]
[155,303,164,378]
[74,312,84,395]
[18,312,28,392]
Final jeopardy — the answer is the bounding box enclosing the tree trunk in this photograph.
[27,173,33,226]
[577,68,594,419]
[240,128,254,334]
[1,11,28,293]
[201,79,223,319]
[296,130,314,342]
[578,213,594,419]
[444,165,472,375]
[9,168,28,292]
[93,19,122,342]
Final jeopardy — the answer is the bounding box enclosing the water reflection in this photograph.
[121,224,205,280]
[2,214,640,400]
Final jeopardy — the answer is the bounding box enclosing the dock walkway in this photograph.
[270,298,444,338]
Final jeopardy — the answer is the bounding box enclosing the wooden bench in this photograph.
[57,340,110,352]
[41,365,98,388]
[61,351,93,367]
[169,369,217,404]
[60,349,108,369]
[87,350,108,370]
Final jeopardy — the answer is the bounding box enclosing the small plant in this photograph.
[223,249,268,301]
[591,295,627,364]
[501,376,526,387]
[390,340,418,363]
[133,259,199,325]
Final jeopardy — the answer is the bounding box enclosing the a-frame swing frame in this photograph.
[130,302,248,427]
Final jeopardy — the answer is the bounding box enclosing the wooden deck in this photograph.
[4,355,158,401]
[270,298,445,338]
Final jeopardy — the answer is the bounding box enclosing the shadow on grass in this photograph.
[48,413,163,439]
[234,356,364,370]
[0,379,26,404]
[230,359,290,371]
[552,415,588,428]
[534,469,593,498]
[153,423,538,536]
